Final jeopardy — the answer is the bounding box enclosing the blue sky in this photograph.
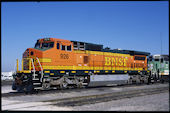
[1,1,169,72]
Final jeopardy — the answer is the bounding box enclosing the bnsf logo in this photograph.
[105,57,128,66]
[60,54,69,59]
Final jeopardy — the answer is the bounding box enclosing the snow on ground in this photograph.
[1,85,16,93]
[1,71,14,80]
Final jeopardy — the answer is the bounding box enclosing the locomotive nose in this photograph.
[23,48,35,58]
[23,49,29,58]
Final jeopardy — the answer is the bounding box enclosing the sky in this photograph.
[1,1,169,72]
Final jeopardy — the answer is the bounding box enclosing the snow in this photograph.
[1,71,14,80]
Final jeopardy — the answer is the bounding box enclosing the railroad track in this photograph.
[2,83,168,110]
[45,86,169,107]
[1,83,167,98]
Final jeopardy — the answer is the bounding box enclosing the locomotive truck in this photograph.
[12,38,151,92]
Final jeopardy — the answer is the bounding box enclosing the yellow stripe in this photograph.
[17,70,31,73]
[71,71,76,73]
[60,71,65,73]
[105,70,108,73]
[50,73,54,75]
[112,70,115,73]
[84,71,89,73]
[75,50,131,57]
[39,58,51,63]
[44,71,50,73]
[124,71,127,73]
[42,66,136,71]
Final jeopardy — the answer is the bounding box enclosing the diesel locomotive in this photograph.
[148,54,169,82]
[12,38,152,92]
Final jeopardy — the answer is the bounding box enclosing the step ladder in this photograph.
[31,57,44,90]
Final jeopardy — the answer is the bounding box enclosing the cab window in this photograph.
[41,42,54,48]
[42,43,49,48]
[61,44,72,51]
[49,42,54,48]
[134,56,145,60]
[67,45,72,51]
[34,42,40,49]
[62,45,66,50]
[57,43,60,49]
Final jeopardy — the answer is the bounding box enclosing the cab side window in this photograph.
[62,45,66,50]
[57,43,60,49]
[67,45,72,51]
[60,43,72,51]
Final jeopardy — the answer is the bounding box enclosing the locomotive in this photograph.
[12,38,151,92]
[148,54,169,82]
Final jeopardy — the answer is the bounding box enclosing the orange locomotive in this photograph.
[12,38,150,92]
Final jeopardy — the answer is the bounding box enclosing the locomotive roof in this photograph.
[71,40,150,56]
[38,38,150,56]
[102,49,150,56]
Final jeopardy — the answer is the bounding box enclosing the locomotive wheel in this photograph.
[59,82,68,89]
[16,85,24,92]
[12,81,17,90]
[77,82,83,88]
[128,78,133,84]
[144,77,148,84]
[42,83,50,90]
[136,79,141,84]
[25,83,34,93]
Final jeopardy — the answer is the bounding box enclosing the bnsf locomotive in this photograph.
[12,38,151,92]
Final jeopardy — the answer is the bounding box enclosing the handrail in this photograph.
[30,58,36,79]
[16,58,35,79]
[16,59,19,71]
[36,57,43,82]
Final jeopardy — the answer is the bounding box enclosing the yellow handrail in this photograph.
[22,59,23,71]
[29,58,32,70]
[17,59,19,71]
[16,58,33,72]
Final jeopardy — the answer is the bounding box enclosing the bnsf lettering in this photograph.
[105,57,128,66]
[60,54,69,59]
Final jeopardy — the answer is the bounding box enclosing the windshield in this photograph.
[34,42,54,50]
[41,42,54,49]
[34,42,40,49]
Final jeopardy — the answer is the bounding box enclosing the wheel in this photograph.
[128,78,133,84]
[136,78,141,84]
[12,81,17,90]
[42,82,51,90]
[144,77,148,84]
[77,82,83,88]
[16,85,24,92]
[59,82,68,89]
[26,83,34,93]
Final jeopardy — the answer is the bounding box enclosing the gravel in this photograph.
[73,92,169,111]
[1,83,169,111]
